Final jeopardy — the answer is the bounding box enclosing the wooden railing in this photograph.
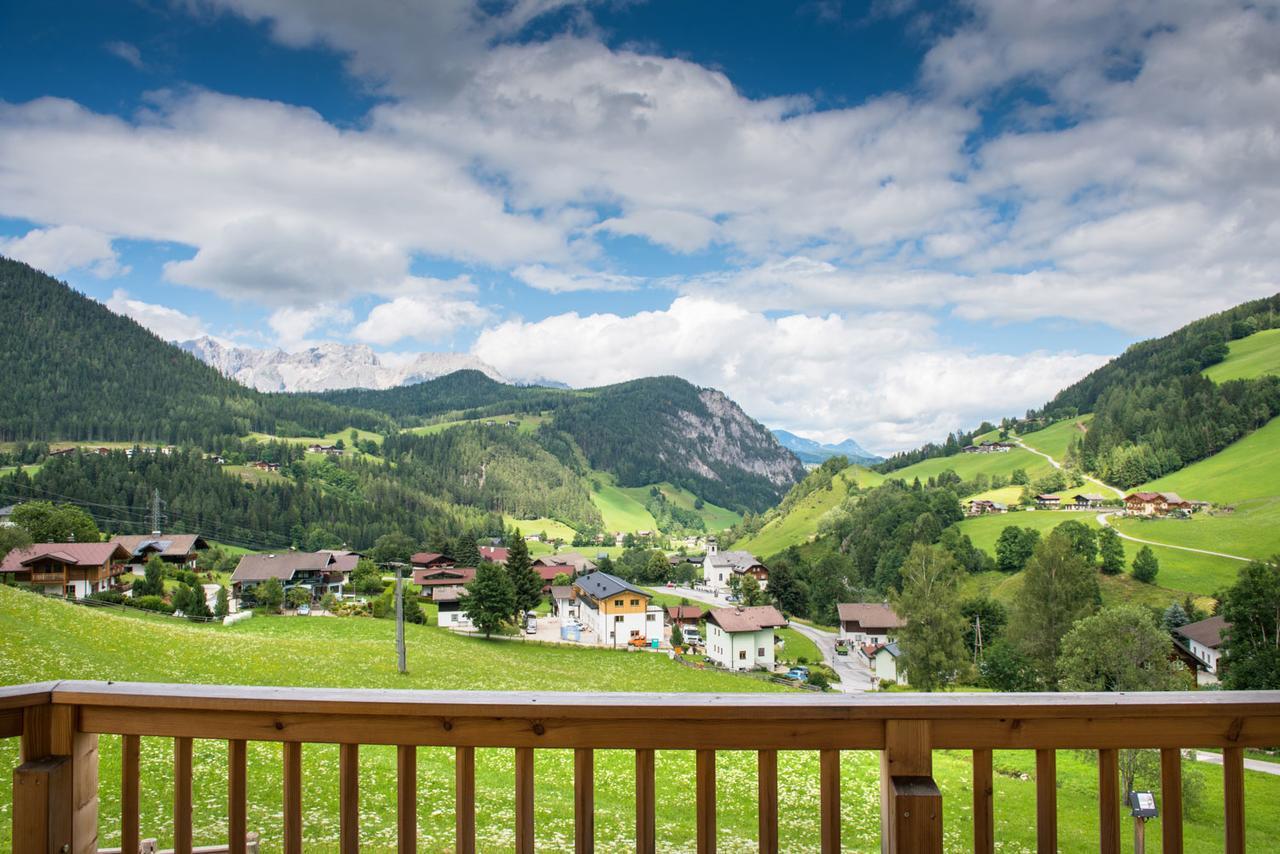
[5,681,1279,853]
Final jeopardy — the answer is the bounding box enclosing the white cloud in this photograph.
[0,225,127,278]
[104,41,144,70]
[352,287,490,345]
[267,303,353,350]
[106,289,207,340]
[473,296,1110,452]
[513,264,641,294]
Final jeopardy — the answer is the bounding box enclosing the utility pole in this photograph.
[973,614,984,663]
[150,488,164,534]
[393,562,406,674]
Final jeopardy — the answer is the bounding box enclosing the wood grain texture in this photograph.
[283,742,302,854]
[122,735,141,854]
[229,739,247,854]
[757,749,778,854]
[397,745,417,854]
[1097,748,1119,854]
[1035,750,1056,854]
[515,747,535,854]
[455,746,475,854]
[888,775,942,854]
[972,749,993,854]
[174,737,192,854]
[697,749,716,854]
[636,748,656,854]
[574,748,594,854]
[1160,747,1183,854]
[820,749,839,854]
[1223,746,1245,854]
[340,743,359,854]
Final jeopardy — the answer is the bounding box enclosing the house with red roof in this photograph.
[410,552,454,571]
[1,542,132,598]
[479,546,509,564]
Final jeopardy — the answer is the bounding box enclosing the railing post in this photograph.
[880,720,941,854]
[12,702,99,854]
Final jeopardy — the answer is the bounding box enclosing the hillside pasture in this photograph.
[502,516,579,544]
[625,481,743,532]
[886,445,1053,487]
[1015,415,1093,461]
[1,587,1276,851]
[1203,327,1280,383]
[247,427,385,449]
[737,465,885,558]
[1113,500,1280,564]
[1138,415,1280,504]
[589,475,659,534]
[405,412,548,436]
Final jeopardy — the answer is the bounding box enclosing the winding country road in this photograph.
[1012,437,1123,497]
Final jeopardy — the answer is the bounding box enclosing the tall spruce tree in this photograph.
[465,562,516,638]
[505,532,542,617]
[453,536,483,568]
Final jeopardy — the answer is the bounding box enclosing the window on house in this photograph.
[614,615,624,623]
[739,650,747,660]
[646,613,655,620]
[630,598,639,606]
[615,599,623,606]
[758,648,765,657]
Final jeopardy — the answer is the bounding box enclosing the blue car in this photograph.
[786,666,810,681]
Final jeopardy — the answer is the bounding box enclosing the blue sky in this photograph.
[2,0,1278,452]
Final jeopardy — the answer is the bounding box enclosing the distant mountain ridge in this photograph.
[179,337,508,392]
[772,429,883,465]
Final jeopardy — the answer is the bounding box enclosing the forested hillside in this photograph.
[0,257,390,443]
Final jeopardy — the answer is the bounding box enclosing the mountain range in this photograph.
[771,430,883,466]
[179,337,508,392]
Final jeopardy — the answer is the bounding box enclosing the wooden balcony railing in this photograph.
[5,681,1279,853]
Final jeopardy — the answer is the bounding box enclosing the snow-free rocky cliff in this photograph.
[179,337,508,392]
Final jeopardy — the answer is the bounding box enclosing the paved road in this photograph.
[1095,513,1252,563]
[1193,750,1280,777]
[664,585,875,692]
[1013,437,1124,497]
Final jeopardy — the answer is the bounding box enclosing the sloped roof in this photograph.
[666,605,705,621]
[706,549,763,570]
[1,542,131,572]
[230,552,335,583]
[836,603,903,629]
[549,585,574,601]
[479,546,509,563]
[110,534,209,559]
[706,605,787,633]
[1175,615,1229,649]
[573,571,649,602]
[412,567,476,586]
[410,552,452,566]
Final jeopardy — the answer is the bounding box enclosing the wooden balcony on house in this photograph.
[4,681,1279,853]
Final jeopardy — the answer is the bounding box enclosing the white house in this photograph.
[837,603,904,645]
[868,642,907,687]
[550,585,577,622]
[434,588,472,628]
[702,539,769,592]
[1175,616,1229,684]
[572,572,662,646]
[705,605,787,671]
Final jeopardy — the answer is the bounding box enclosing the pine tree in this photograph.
[214,585,229,619]
[506,533,542,617]
[453,536,483,567]
[1098,527,1125,575]
[465,562,516,638]
[1132,546,1159,583]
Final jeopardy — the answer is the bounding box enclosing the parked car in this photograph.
[297,604,311,617]
[835,640,849,656]
[725,594,739,603]
[786,666,810,681]
[525,615,537,634]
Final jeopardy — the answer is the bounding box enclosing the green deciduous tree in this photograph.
[739,572,766,606]
[978,638,1038,692]
[349,558,385,595]
[12,500,100,543]
[1098,526,1125,575]
[370,531,416,567]
[1054,520,1098,565]
[767,559,808,618]
[1132,546,1159,583]
[892,543,968,692]
[1059,604,1183,692]
[465,562,516,638]
[995,526,1040,573]
[1008,529,1100,688]
[257,578,284,613]
[1219,558,1280,689]
[287,586,312,609]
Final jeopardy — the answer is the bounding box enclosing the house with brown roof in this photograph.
[534,553,597,575]
[1,542,132,598]
[1035,494,1061,509]
[412,567,477,599]
[479,546,509,564]
[666,605,706,628]
[229,552,339,601]
[1175,616,1230,684]
[1071,493,1107,510]
[110,534,209,571]
[410,552,454,571]
[705,605,787,671]
[1125,492,1195,517]
[837,603,904,645]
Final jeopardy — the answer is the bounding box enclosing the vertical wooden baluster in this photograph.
[1160,748,1183,854]
[972,749,993,854]
[1035,749,1056,854]
[1224,747,1245,854]
[174,737,193,854]
[283,742,303,854]
[122,734,140,854]
[516,747,535,854]
[697,749,716,854]
[820,749,840,854]
[574,748,594,854]
[228,740,247,854]
[455,746,476,854]
[397,745,417,854]
[636,748,656,854]
[340,743,359,854]
[1098,749,1119,854]
[757,749,778,854]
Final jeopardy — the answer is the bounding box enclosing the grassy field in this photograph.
[618,481,742,533]
[1113,503,1280,564]
[774,627,821,665]
[1203,327,1280,383]
[224,464,290,485]
[589,474,659,534]
[501,517,579,544]
[965,485,1024,505]
[888,445,1054,486]
[737,465,885,558]
[247,427,385,450]
[1016,416,1092,461]
[405,413,548,436]
[955,511,1237,601]
[3,587,1276,851]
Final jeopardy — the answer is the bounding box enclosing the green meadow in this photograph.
[1015,415,1092,461]
[1203,327,1280,383]
[3,587,1277,852]
[617,481,743,533]
[737,465,885,558]
[589,474,659,533]
[887,445,1054,486]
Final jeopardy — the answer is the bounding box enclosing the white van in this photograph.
[525,614,537,635]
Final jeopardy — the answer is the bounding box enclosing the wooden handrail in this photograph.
[6,681,1280,854]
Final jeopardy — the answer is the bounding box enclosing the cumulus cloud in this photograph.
[0,225,127,278]
[473,296,1109,452]
[352,280,491,345]
[106,289,207,340]
[267,303,353,350]
[104,41,145,70]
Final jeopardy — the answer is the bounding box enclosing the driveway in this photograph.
[1193,750,1280,777]
[662,585,876,692]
